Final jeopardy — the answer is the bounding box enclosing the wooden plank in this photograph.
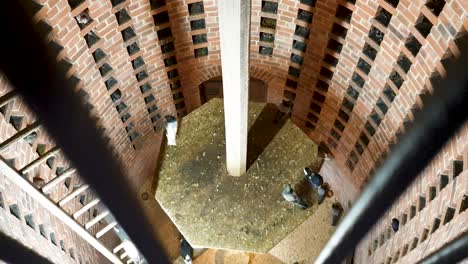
[41,168,76,193]
[0,122,40,151]
[20,147,60,174]
[85,210,110,230]
[96,221,117,239]
[73,198,100,219]
[58,184,89,206]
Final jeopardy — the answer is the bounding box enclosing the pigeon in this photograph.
[317,186,326,204]
[76,13,91,25]
[304,167,323,189]
[165,115,178,146]
[180,239,193,264]
[332,202,343,226]
[282,184,308,209]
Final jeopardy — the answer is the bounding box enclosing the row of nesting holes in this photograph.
[69,0,141,148]
[113,2,163,133]
[32,0,104,138]
[0,192,90,264]
[369,160,466,264]
[284,0,315,107]
[368,159,464,254]
[151,0,187,116]
[345,0,443,171]
[305,2,353,130]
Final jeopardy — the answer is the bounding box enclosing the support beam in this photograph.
[20,147,60,174]
[0,158,122,264]
[217,0,251,176]
[86,210,110,230]
[73,198,100,219]
[113,241,125,254]
[120,252,128,259]
[0,122,40,152]
[58,184,89,206]
[41,168,76,193]
[96,221,117,239]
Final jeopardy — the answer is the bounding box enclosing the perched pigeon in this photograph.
[165,115,178,146]
[180,238,193,264]
[317,186,326,204]
[282,184,308,209]
[332,202,343,226]
[304,167,323,188]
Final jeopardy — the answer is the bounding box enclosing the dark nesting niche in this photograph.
[369,26,385,45]
[336,5,352,23]
[365,121,376,136]
[375,7,392,27]
[121,27,137,41]
[316,80,329,92]
[389,70,404,89]
[331,23,348,38]
[397,54,412,73]
[84,32,100,48]
[293,40,307,52]
[157,27,173,40]
[283,90,296,100]
[188,2,205,16]
[194,47,209,57]
[297,9,313,23]
[92,49,106,63]
[290,54,304,65]
[153,11,169,26]
[260,32,275,43]
[300,0,317,7]
[383,85,396,102]
[150,0,166,9]
[136,71,149,81]
[161,42,175,54]
[323,54,338,66]
[164,56,178,67]
[99,63,112,77]
[262,1,278,14]
[338,109,349,122]
[327,39,343,53]
[426,0,445,16]
[288,66,300,78]
[307,113,318,123]
[295,25,310,39]
[346,85,359,100]
[140,83,152,93]
[384,0,399,8]
[415,15,433,38]
[320,67,334,80]
[105,77,118,90]
[167,69,179,79]
[334,120,345,131]
[261,17,277,29]
[192,34,208,44]
[405,35,422,56]
[310,102,321,113]
[352,72,365,88]
[190,19,206,30]
[363,43,377,60]
[132,57,145,69]
[357,58,371,74]
[127,42,140,55]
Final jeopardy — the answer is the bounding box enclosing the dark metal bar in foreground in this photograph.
[0,2,168,263]
[314,36,468,264]
[418,233,468,264]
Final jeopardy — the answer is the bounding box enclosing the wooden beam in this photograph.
[58,184,89,206]
[41,168,76,193]
[85,210,110,230]
[0,122,40,151]
[217,0,251,176]
[73,198,100,219]
[20,147,60,174]
[96,221,117,239]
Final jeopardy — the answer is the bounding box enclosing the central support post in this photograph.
[217,0,251,176]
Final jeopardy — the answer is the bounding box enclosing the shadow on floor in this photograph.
[247,104,287,169]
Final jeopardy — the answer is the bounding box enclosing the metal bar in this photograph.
[418,233,468,264]
[86,210,110,230]
[73,198,100,219]
[0,2,168,263]
[0,122,40,152]
[20,147,60,174]
[0,158,122,264]
[41,168,76,193]
[96,221,117,239]
[314,36,468,264]
[58,185,89,207]
[0,231,53,264]
[0,91,17,108]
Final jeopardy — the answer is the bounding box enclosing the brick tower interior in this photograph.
[0,0,466,263]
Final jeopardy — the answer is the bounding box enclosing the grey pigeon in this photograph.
[282,184,308,209]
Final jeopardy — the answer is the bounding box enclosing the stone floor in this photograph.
[154,99,323,252]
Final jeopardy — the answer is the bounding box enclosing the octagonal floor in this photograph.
[154,99,323,252]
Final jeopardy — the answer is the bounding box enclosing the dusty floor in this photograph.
[154,99,324,252]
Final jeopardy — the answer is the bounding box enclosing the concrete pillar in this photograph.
[217,0,251,176]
